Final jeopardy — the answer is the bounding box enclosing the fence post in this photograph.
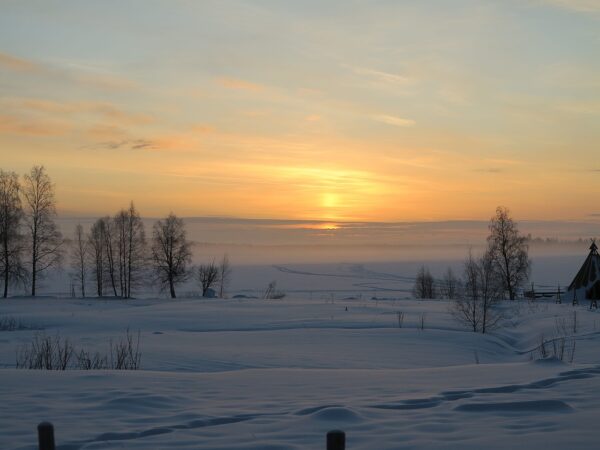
[327,430,345,450]
[38,422,55,450]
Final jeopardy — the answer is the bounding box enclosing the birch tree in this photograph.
[0,170,26,298]
[70,223,88,297]
[452,250,502,333]
[22,166,63,296]
[151,214,192,298]
[101,216,118,297]
[113,203,146,298]
[198,260,219,297]
[487,206,530,300]
[218,254,232,298]
[413,265,436,299]
[88,218,106,297]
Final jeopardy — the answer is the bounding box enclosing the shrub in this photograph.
[16,329,141,370]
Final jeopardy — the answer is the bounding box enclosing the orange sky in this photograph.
[1,1,599,222]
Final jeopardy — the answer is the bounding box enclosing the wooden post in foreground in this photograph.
[327,430,345,450]
[38,422,55,450]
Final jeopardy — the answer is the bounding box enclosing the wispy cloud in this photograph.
[0,51,137,91]
[7,98,154,125]
[484,158,522,166]
[73,73,137,91]
[0,114,70,136]
[350,66,414,86]
[216,77,263,92]
[538,0,600,12]
[372,115,416,127]
[474,168,504,173]
[0,52,39,72]
[84,139,156,151]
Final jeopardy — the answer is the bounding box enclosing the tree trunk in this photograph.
[98,254,103,297]
[169,277,176,298]
[31,222,37,297]
[80,264,85,298]
[3,266,7,298]
[31,261,36,297]
[482,309,486,334]
[3,235,8,298]
[127,215,133,299]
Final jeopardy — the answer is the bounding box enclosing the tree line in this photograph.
[0,166,231,299]
[413,206,531,333]
[0,166,62,298]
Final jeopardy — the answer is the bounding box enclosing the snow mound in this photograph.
[307,406,362,423]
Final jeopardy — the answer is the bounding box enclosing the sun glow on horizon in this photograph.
[0,1,598,222]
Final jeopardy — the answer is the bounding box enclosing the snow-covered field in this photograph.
[1,291,600,449]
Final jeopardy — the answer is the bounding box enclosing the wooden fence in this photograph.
[37,422,346,450]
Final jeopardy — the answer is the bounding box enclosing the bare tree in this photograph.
[198,260,220,297]
[487,206,530,300]
[0,170,26,298]
[218,254,232,298]
[113,202,146,298]
[479,249,503,333]
[87,218,106,297]
[413,265,436,299]
[22,166,63,296]
[70,224,88,297]
[125,203,146,298]
[115,209,127,298]
[452,250,502,333]
[101,216,118,297]
[453,251,482,332]
[151,213,192,298]
[440,267,461,299]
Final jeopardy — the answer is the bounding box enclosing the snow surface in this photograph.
[1,294,600,449]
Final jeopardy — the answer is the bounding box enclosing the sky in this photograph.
[0,0,599,222]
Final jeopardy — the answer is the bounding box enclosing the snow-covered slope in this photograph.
[1,296,599,449]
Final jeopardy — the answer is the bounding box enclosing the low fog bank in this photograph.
[56,216,599,265]
[19,217,596,298]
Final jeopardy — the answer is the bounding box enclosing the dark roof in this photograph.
[568,240,600,292]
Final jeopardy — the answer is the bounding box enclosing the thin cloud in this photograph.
[474,168,504,173]
[189,124,216,134]
[84,139,156,151]
[485,158,522,166]
[351,66,413,86]
[0,51,137,91]
[73,73,137,91]
[555,100,600,115]
[372,114,416,127]
[0,114,70,136]
[0,52,39,72]
[216,77,263,92]
[537,0,600,12]
[10,98,154,125]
